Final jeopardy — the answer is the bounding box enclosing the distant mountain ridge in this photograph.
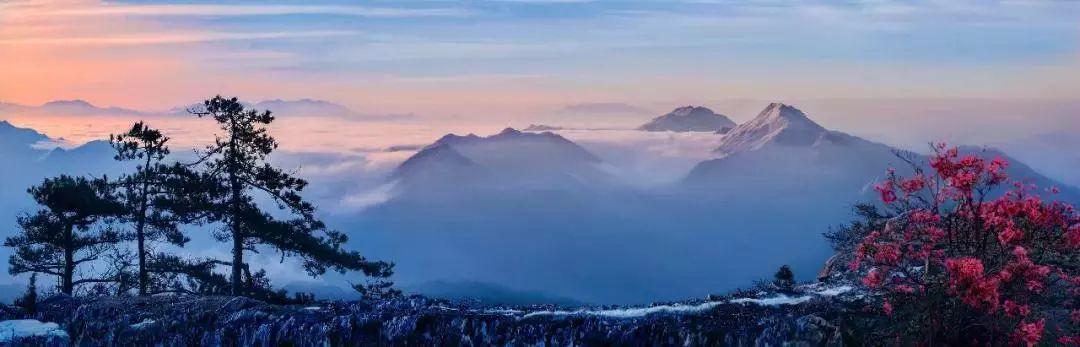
[1,98,379,119]
[392,128,606,193]
[0,120,50,151]
[639,106,736,133]
[250,99,359,118]
[995,132,1080,188]
[522,124,564,132]
[0,99,143,116]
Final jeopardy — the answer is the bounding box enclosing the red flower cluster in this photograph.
[945,257,1001,311]
[848,144,1079,345]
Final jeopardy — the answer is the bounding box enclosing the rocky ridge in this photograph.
[1,281,863,346]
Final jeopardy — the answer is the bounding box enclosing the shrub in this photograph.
[774,265,795,292]
[844,144,1078,345]
[14,274,38,315]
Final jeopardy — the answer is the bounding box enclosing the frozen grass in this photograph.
[522,301,726,319]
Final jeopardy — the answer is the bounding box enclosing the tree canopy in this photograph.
[189,95,393,296]
[5,175,125,295]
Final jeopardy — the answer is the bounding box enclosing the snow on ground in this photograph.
[729,295,813,306]
[815,285,852,296]
[0,319,68,342]
[482,308,524,315]
[522,301,726,319]
[129,319,156,329]
[731,285,854,307]
[517,285,855,318]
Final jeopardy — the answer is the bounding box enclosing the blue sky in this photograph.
[2,0,1079,117]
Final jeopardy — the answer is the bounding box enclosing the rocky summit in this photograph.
[1,282,863,346]
[638,106,736,133]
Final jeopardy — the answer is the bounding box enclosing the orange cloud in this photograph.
[0,1,342,109]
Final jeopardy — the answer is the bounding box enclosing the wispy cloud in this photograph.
[388,73,550,84]
[559,102,651,115]
[339,181,399,211]
[485,0,596,3]
[12,3,475,18]
[0,30,363,46]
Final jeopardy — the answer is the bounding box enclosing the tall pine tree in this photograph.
[110,122,220,295]
[5,175,125,295]
[189,96,392,296]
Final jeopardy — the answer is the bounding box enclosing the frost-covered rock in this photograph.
[0,283,864,346]
[0,319,69,346]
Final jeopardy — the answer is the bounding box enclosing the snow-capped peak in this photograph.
[713,103,827,155]
[756,103,821,128]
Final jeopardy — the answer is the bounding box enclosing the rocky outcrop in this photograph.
[2,284,862,346]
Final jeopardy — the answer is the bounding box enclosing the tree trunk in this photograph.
[228,115,244,296]
[137,153,152,296]
[62,223,74,295]
[136,216,147,296]
[231,230,243,296]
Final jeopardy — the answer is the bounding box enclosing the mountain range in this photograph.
[691,103,1078,197]
[348,102,1079,304]
[1,102,1076,304]
[1,98,375,119]
[996,132,1080,188]
[0,99,144,116]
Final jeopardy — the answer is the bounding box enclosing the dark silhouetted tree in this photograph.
[353,279,402,300]
[189,96,393,296]
[774,265,794,292]
[145,253,230,295]
[110,122,220,296]
[4,175,125,295]
[14,273,38,315]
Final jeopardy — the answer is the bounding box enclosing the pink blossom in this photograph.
[899,174,926,195]
[862,268,885,288]
[848,145,1078,342]
[1012,319,1044,347]
[875,181,897,204]
[997,226,1023,245]
[946,257,1000,311]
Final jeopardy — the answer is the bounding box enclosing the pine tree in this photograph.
[4,175,125,295]
[145,253,230,295]
[189,96,393,296]
[14,273,38,315]
[110,122,219,296]
[353,279,402,300]
[143,253,317,304]
[774,265,795,292]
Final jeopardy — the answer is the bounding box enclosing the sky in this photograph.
[2,0,1080,118]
